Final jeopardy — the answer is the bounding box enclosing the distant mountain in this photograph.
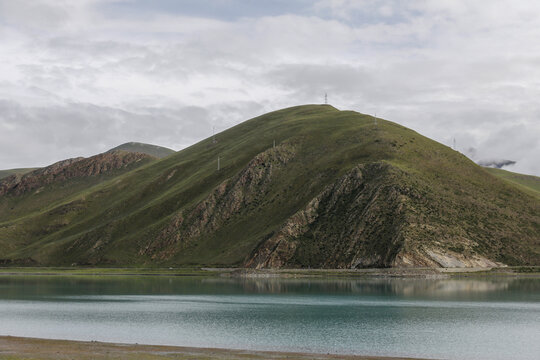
[0,105,538,268]
[0,168,38,180]
[0,151,156,198]
[0,142,172,180]
[484,167,540,199]
[0,150,157,246]
[108,142,175,159]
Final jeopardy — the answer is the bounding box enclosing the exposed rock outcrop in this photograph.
[394,248,501,268]
[0,151,155,197]
[141,142,297,259]
[143,150,536,269]
[245,162,413,269]
[242,161,512,270]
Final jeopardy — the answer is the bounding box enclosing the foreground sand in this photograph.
[0,336,430,360]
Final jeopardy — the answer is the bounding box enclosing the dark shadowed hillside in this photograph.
[0,105,538,268]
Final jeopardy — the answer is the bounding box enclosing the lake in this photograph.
[0,275,539,360]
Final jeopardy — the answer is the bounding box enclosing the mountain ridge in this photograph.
[107,142,175,158]
[0,141,175,181]
[0,105,538,268]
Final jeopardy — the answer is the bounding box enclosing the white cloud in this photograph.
[0,0,539,176]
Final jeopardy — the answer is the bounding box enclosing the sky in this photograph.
[1,0,539,176]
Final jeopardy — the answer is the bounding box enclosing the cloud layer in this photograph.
[0,0,539,175]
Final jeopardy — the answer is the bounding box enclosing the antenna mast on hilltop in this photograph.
[324,93,328,104]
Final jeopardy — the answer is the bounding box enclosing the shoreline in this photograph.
[0,266,538,278]
[0,336,431,360]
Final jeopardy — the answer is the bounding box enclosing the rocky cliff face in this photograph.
[141,142,297,260]
[0,151,155,197]
[245,162,412,268]
[143,147,519,269]
[243,159,513,269]
[144,148,533,269]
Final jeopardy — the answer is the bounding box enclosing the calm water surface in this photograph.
[0,275,539,360]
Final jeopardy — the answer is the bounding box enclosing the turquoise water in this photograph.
[0,275,539,359]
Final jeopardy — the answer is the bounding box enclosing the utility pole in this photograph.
[324,93,328,104]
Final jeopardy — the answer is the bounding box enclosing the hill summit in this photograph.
[108,142,175,158]
[0,105,538,268]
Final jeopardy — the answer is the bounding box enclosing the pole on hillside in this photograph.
[325,93,328,104]
[217,156,220,171]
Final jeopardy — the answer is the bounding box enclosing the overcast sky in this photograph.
[1,0,539,175]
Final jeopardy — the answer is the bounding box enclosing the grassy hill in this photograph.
[0,105,538,268]
[0,151,157,257]
[0,142,173,180]
[0,168,38,180]
[108,142,175,158]
[484,167,540,199]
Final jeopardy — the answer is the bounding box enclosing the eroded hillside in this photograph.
[0,105,538,268]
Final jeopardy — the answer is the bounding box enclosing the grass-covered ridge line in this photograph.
[108,142,176,158]
[0,105,538,268]
[484,167,540,199]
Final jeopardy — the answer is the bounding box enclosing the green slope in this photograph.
[0,105,538,268]
[0,151,157,256]
[0,168,38,180]
[484,167,540,199]
[108,142,176,158]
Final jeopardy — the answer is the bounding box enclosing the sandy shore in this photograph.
[0,336,431,360]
